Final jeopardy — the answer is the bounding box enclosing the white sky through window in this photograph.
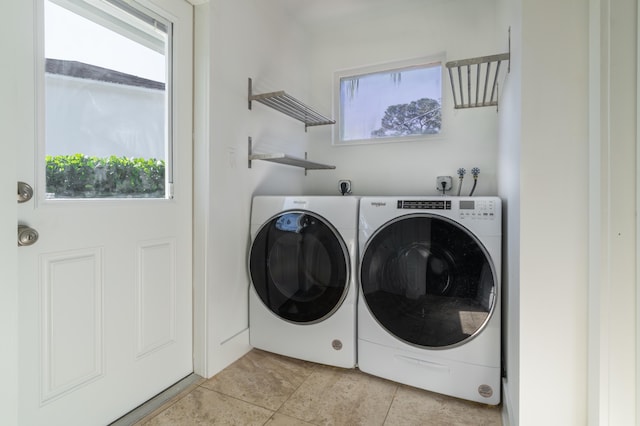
[45,0,166,83]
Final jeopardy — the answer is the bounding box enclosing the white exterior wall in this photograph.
[46,74,165,159]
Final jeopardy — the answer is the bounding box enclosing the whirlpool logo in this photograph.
[371,202,386,207]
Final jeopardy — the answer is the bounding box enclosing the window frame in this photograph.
[332,54,446,146]
[41,0,175,201]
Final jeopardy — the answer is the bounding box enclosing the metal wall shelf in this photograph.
[248,78,335,131]
[247,137,335,174]
[248,153,336,170]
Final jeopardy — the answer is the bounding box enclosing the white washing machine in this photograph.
[248,196,358,368]
[358,196,501,404]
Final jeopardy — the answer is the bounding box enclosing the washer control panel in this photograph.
[458,199,498,221]
[396,198,498,221]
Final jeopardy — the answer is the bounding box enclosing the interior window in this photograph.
[44,0,171,199]
[334,57,443,145]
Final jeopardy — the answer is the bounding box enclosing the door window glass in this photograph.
[249,212,350,323]
[44,0,170,199]
[360,215,495,348]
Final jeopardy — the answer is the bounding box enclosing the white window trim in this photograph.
[50,0,168,53]
[42,0,175,201]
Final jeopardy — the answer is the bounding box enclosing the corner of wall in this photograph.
[194,0,314,378]
[207,329,251,377]
[496,0,522,425]
[192,1,211,378]
[501,378,516,426]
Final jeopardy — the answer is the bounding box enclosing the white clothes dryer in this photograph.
[248,196,358,368]
[358,196,501,404]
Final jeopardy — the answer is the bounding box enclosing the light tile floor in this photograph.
[135,349,502,426]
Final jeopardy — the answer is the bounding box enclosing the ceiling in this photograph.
[270,0,427,27]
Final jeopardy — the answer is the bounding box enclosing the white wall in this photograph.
[499,0,591,424]
[194,0,313,376]
[304,0,505,197]
[497,0,638,423]
[520,0,590,422]
[496,0,520,422]
[600,0,637,422]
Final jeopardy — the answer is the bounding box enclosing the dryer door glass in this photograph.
[250,212,350,323]
[360,215,495,348]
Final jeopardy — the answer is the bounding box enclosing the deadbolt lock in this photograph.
[17,181,34,203]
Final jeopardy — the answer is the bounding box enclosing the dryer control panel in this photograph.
[397,200,451,210]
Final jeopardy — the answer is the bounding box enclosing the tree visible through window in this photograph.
[336,59,442,145]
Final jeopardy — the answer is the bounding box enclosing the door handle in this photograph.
[18,225,39,247]
[17,181,34,203]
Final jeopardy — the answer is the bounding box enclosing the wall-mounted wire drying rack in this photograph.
[446,53,510,109]
[247,137,335,175]
[445,30,511,110]
[248,78,335,131]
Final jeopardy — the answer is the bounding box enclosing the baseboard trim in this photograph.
[501,378,516,426]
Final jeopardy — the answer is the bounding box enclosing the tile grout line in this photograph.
[204,387,280,414]
[194,351,321,424]
[195,357,318,425]
[269,361,322,426]
[380,383,400,426]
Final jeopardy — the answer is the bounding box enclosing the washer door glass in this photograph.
[250,211,350,323]
[360,215,495,348]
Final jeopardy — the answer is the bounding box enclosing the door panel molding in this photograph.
[41,247,104,404]
[136,238,177,358]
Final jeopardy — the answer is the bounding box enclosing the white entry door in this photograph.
[17,0,193,424]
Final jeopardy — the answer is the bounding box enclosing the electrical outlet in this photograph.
[436,176,453,192]
[338,180,352,195]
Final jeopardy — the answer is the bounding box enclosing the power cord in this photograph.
[340,181,348,195]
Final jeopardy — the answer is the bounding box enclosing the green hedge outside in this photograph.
[46,154,165,198]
